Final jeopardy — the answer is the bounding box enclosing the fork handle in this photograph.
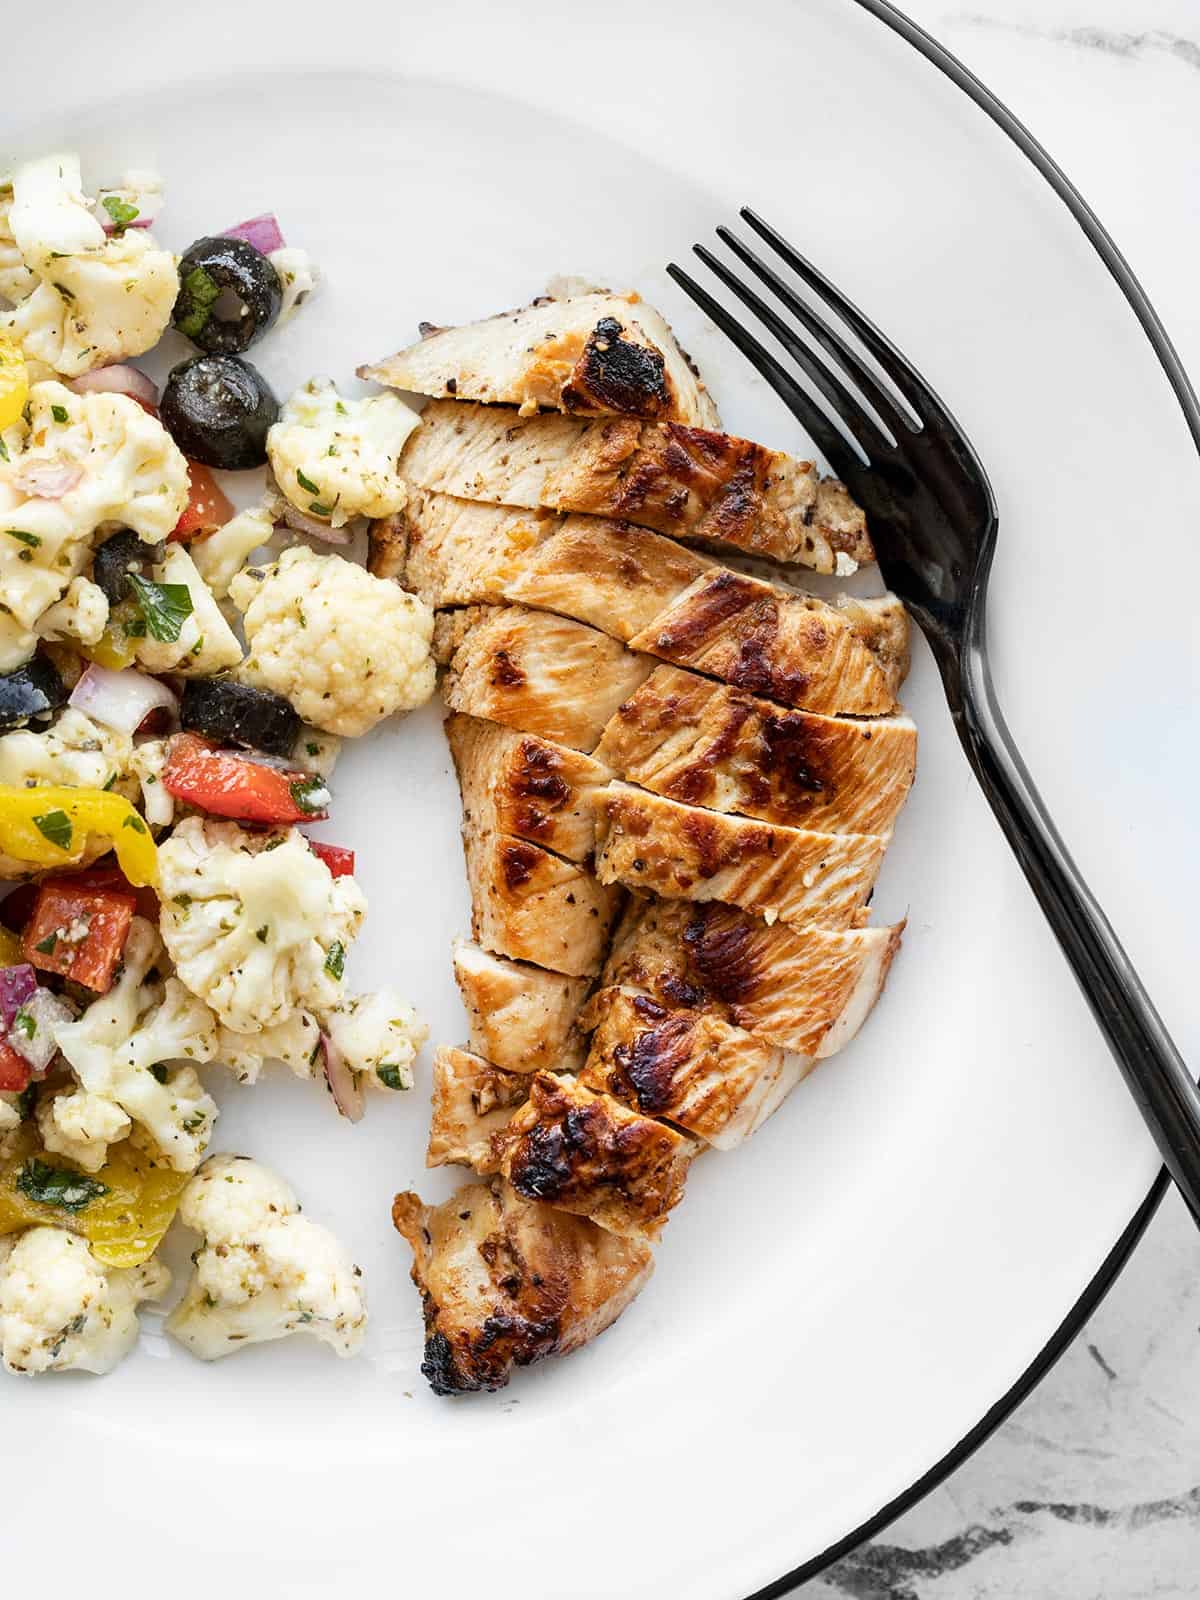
[957,642,1200,1225]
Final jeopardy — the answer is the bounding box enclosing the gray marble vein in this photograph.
[952,15,1200,71]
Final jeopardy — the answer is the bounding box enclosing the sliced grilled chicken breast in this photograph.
[462,817,622,978]
[452,941,589,1074]
[399,400,872,573]
[393,1178,655,1394]
[587,898,904,1058]
[359,291,720,425]
[380,490,714,637]
[629,569,908,715]
[438,603,653,753]
[495,1070,696,1241]
[428,1044,530,1171]
[581,989,805,1150]
[593,782,887,931]
[447,713,611,863]
[593,665,917,835]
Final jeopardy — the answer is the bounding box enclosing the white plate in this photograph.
[4,3,1197,1596]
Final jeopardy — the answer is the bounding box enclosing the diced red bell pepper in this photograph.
[307,840,355,878]
[171,461,235,542]
[0,1039,30,1092]
[23,881,137,994]
[162,734,329,825]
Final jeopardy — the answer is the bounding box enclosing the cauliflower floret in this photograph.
[165,1153,366,1361]
[129,737,173,827]
[267,377,417,529]
[231,545,435,737]
[36,574,108,647]
[54,917,220,1172]
[0,708,134,877]
[0,154,176,378]
[268,247,319,327]
[0,1225,169,1375]
[218,1009,321,1085]
[37,1086,131,1174]
[0,1091,21,1159]
[320,988,427,1092]
[0,381,188,627]
[156,818,366,1034]
[190,500,274,600]
[131,544,243,677]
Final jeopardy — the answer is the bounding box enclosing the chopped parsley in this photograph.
[127,575,194,643]
[289,776,329,816]
[149,1063,169,1083]
[324,941,345,980]
[377,1064,406,1091]
[255,924,269,944]
[6,529,41,548]
[295,469,321,495]
[101,194,140,231]
[52,283,74,303]
[308,501,334,518]
[305,742,319,757]
[12,1009,35,1040]
[122,814,147,834]
[176,265,220,340]
[16,1159,108,1213]
[50,404,70,423]
[34,932,57,955]
[32,809,73,851]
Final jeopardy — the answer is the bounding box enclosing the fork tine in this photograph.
[740,207,961,438]
[692,241,894,458]
[665,262,866,486]
[713,227,915,442]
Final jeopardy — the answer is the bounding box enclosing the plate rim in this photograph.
[746,1,1194,1591]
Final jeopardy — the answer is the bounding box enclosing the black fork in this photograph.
[668,209,1200,1226]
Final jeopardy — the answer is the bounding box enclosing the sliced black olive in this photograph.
[173,236,283,355]
[92,528,165,607]
[161,354,278,471]
[0,656,67,730]
[180,677,300,758]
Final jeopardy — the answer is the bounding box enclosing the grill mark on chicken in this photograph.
[393,1180,654,1394]
[592,666,917,835]
[398,400,872,572]
[360,290,719,424]
[495,1071,696,1241]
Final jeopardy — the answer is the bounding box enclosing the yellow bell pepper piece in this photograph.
[85,624,139,672]
[0,335,28,432]
[0,784,158,886]
[0,1124,188,1268]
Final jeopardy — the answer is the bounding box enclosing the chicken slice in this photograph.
[593,665,917,835]
[447,713,610,864]
[393,1178,655,1394]
[438,603,653,753]
[581,988,805,1150]
[629,569,908,715]
[452,940,588,1074]
[427,1044,530,1171]
[359,290,720,425]
[462,816,622,978]
[593,782,887,931]
[494,1070,696,1241]
[585,897,904,1059]
[398,401,872,573]
[377,490,714,640]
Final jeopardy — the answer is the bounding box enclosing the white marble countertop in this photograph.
[807,4,1200,1595]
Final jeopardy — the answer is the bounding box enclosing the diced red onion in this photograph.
[10,461,83,499]
[278,503,351,545]
[68,365,159,409]
[99,216,153,235]
[69,664,179,736]
[0,965,37,1027]
[221,213,286,255]
[9,986,74,1075]
[320,1032,364,1123]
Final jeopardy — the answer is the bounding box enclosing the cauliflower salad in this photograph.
[0,151,437,1379]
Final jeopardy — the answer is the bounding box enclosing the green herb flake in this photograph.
[32,809,73,851]
[52,283,74,303]
[289,777,329,816]
[308,501,334,518]
[122,814,147,834]
[127,575,194,643]
[335,401,348,416]
[255,924,269,944]
[101,195,140,231]
[16,1083,36,1120]
[295,469,321,495]
[176,265,220,339]
[6,529,41,548]
[324,941,345,980]
[0,439,8,463]
[149,1063,169,1083]
[16,1159,108,1213]
[305,742,319,757]
[50,403,70,424]
[12,1010,35,1040]
[34,932,57,955]
[377,1063,406,1091]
